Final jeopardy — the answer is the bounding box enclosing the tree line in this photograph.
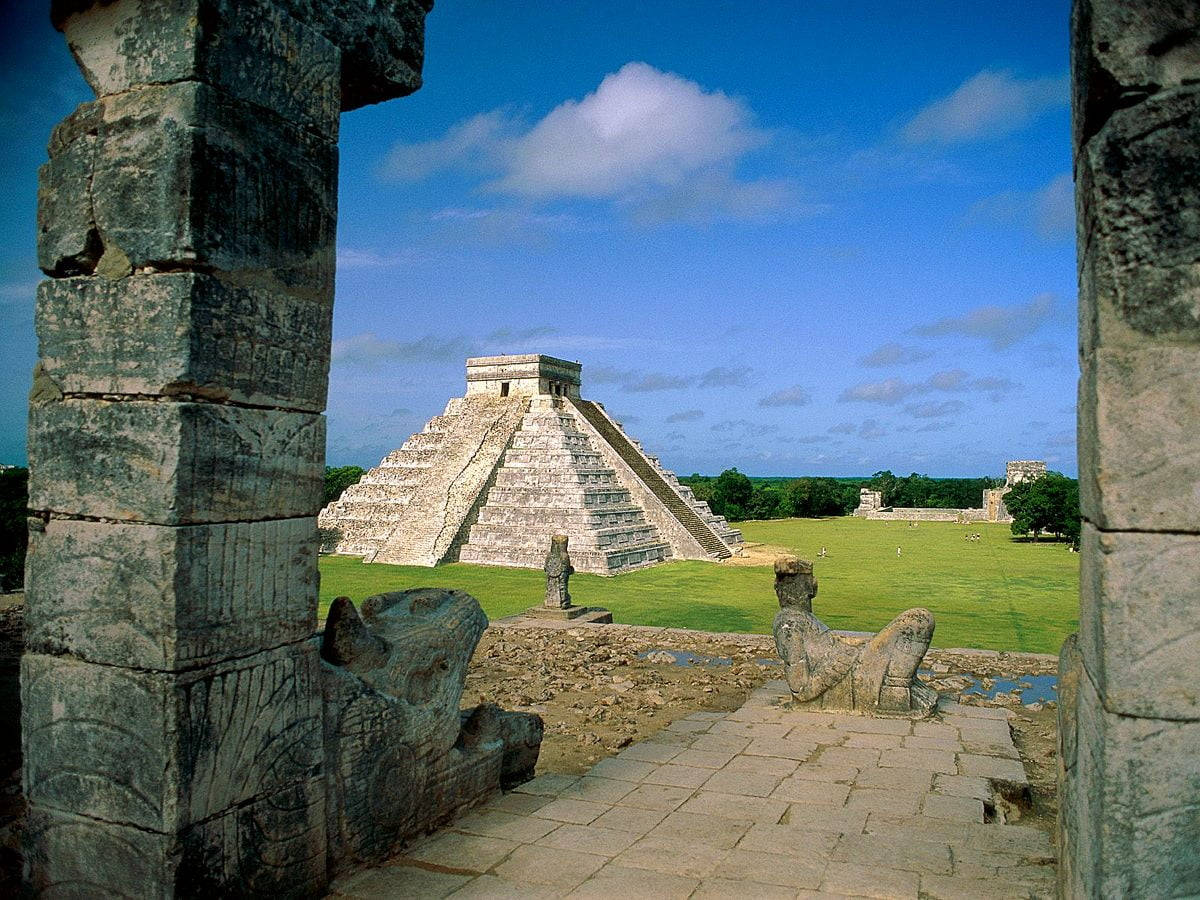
[681,469,1006,523]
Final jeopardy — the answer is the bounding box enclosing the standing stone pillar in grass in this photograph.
[520,534,612,624]
[24,0,430,894]
[1060,3,1200,896]
[772,556,937,716]
[544,533,574,609]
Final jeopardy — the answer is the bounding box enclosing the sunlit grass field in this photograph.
[318,517,1079,654]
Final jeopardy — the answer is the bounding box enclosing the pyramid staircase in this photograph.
[318,395,528,560]
[572,400,739,558]
[456,397,673,574]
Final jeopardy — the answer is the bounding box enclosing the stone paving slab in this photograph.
[329,681,1054,899]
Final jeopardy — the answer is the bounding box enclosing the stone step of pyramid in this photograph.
[465,520,660,550]
[474,505,646,528]
[458,539,671,574]
[500,448,605,464]
[492,467,620,488]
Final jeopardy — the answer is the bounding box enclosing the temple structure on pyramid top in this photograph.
[319,354,743,574]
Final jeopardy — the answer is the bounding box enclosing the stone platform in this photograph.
[329,681,1055,898]
[515,606,615,625]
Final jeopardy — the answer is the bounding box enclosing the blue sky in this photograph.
[1,1,1078,477]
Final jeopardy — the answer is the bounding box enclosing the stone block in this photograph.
[22,645,322,832]
[24,805,172,897]
[1079,345,1200,531]
[1078,524,1200,718]
[25,517,318,670]
[1071,670,1200,896]
[27,398,324,523]
[1077,87,1200,354]
[1071,0,1200,147]
[38,81,336,288]
[54,0,340,136]
[175,777,327,894]
[492,843,607,887]
[404,830,519,873]
[36,274,332,411]
[536,822,640,856]
[566,864,698,900]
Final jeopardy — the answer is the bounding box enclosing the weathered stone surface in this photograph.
[24,806,171,898]
[38,81,336,289]
[1077,87,1200,353]
[50,0,430,113]
[772,557,937,716]
[24,517,319,670]
[1078,345,1200,531]
[1056,633,1084,899]
[544,533,574,609]
[176,777,327,895]
[1078,524,1200,718]
[22,645,323,832]
[1071,0,1200,146]
[321,589,543,868]
[25,780,327,897]
[1069,668,1200,896]
[36,273,333,410]
[27,399,324,523]
[28,0,441,893]
[53,0,341,136]
[283,0,434,110]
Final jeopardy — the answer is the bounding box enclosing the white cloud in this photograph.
[758,385,813,407]
[337,248,424,269]
[911,293,1054,350]
[378,63,795,224]
[904,399,966,419]
[902,70,1067,144]
[839,377,914,405]
[331,333,476,369]
[699,366,753,388]
[665,409,705,423]
[588,366,691,392]
[857,343,933,367]
[840,371,1018,406]
[1035,174,1075,241]
[379,109,511,181]
[965,173,1074,242]
[493,62,766,199]
[0,280,39,307]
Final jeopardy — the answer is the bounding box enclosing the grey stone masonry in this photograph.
[329,681,1054,899]
[26,0,432,895]
[1060,2,1200,898]
[319,356,743,574]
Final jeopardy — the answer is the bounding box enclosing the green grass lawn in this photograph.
[318,517,1079,654]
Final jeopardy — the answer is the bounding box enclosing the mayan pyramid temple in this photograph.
[320,355,743,574]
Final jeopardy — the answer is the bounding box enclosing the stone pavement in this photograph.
[329,681,1055,899]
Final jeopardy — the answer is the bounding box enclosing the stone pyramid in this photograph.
[319,355,742,574]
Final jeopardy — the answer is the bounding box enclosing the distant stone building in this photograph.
[851,460,1047,524]
[319,355,742,574]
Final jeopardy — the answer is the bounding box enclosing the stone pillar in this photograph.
[24,0,429,893]
[1060,3,1200,896]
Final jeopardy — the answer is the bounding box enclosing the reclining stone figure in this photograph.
[321,588,543,868]
[772,556,937,716]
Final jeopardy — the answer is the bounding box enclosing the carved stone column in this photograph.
[24,1,429,893]
[1061,2,1200,896]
